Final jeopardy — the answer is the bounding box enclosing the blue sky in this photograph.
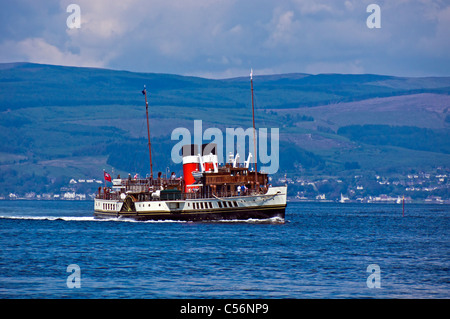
[0,0,449,78]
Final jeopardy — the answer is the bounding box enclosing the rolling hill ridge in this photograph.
[0,62,449,200]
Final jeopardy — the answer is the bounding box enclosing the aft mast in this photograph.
[142,85,153,179]
[250,69,258,189]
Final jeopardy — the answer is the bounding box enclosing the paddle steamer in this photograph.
[94,71,287,221]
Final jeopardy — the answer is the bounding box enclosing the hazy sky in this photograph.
[0,0,449,78]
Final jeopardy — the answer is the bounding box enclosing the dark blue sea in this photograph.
[0,200,448,299]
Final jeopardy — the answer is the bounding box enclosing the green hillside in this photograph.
[0,62,449,199]
[2,62,450,110]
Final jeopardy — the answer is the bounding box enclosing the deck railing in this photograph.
[96,184,265,201]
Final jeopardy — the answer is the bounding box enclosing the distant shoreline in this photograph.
[1,198,449,205]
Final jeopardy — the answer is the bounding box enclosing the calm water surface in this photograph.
[0,200,448,298]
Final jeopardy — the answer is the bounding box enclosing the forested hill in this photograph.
[0,62,449,198]
[1,62,449,110]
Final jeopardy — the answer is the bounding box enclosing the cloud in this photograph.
[0,37,106,68]
[344,1,355,11]
[67,0,145,39]
[416,5,450,57]
[0,0,449,77]
[294,0,333,15]
[305,60,364,74]
[265,10,301,47]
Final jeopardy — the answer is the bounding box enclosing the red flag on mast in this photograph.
[104,171,112,182]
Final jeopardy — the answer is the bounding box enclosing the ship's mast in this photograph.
[250,69,258,189]
[142,85,153,179]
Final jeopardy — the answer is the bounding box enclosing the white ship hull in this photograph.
[94,186,287,221]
